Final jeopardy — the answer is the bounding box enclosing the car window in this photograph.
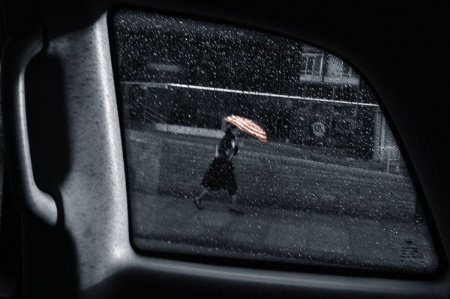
[110,9,439,276]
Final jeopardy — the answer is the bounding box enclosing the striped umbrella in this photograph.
[224,114,267,142]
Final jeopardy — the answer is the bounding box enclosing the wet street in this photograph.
[131,191,437,274]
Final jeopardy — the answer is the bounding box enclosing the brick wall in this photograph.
[126,130,417,220]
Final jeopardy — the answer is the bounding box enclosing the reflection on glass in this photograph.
[112,10,438,274]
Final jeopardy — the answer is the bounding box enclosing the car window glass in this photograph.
[110,9,439,275]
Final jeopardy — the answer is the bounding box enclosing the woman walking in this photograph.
[192,124,244,215]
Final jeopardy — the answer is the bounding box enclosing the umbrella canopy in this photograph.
[224,114,267,142]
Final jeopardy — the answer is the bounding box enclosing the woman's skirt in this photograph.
[201,157,237,195]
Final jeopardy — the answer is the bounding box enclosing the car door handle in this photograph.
[1,18,58,226]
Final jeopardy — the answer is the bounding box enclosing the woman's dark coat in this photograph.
[200,130,239,195]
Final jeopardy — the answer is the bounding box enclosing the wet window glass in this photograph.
[111,10,439,275]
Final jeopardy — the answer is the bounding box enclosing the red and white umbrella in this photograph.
[224,114,267,142]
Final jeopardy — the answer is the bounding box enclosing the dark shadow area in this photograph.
[20,203,80,299]
[0,171,21,298]
[18,53,80,298]
[81,267,327,299]
[25,53,71,221]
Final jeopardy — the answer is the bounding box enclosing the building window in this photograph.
[300,53,323,76]
[341,61,357,78]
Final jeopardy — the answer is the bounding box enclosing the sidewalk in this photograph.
[128,129,417,220]
[130,191,437,274]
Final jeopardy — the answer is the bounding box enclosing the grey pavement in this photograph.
[131,190,438,274]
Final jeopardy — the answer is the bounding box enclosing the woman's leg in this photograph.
[228,169,243,214]
[196,188,210,201]
[229,193,244,215]
[192,188,209,210]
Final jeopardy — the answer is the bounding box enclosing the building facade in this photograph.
[116,14,401,171]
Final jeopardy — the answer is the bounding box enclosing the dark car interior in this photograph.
[0,1,448,298]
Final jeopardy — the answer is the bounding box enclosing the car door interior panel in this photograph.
[0,1,448,299]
